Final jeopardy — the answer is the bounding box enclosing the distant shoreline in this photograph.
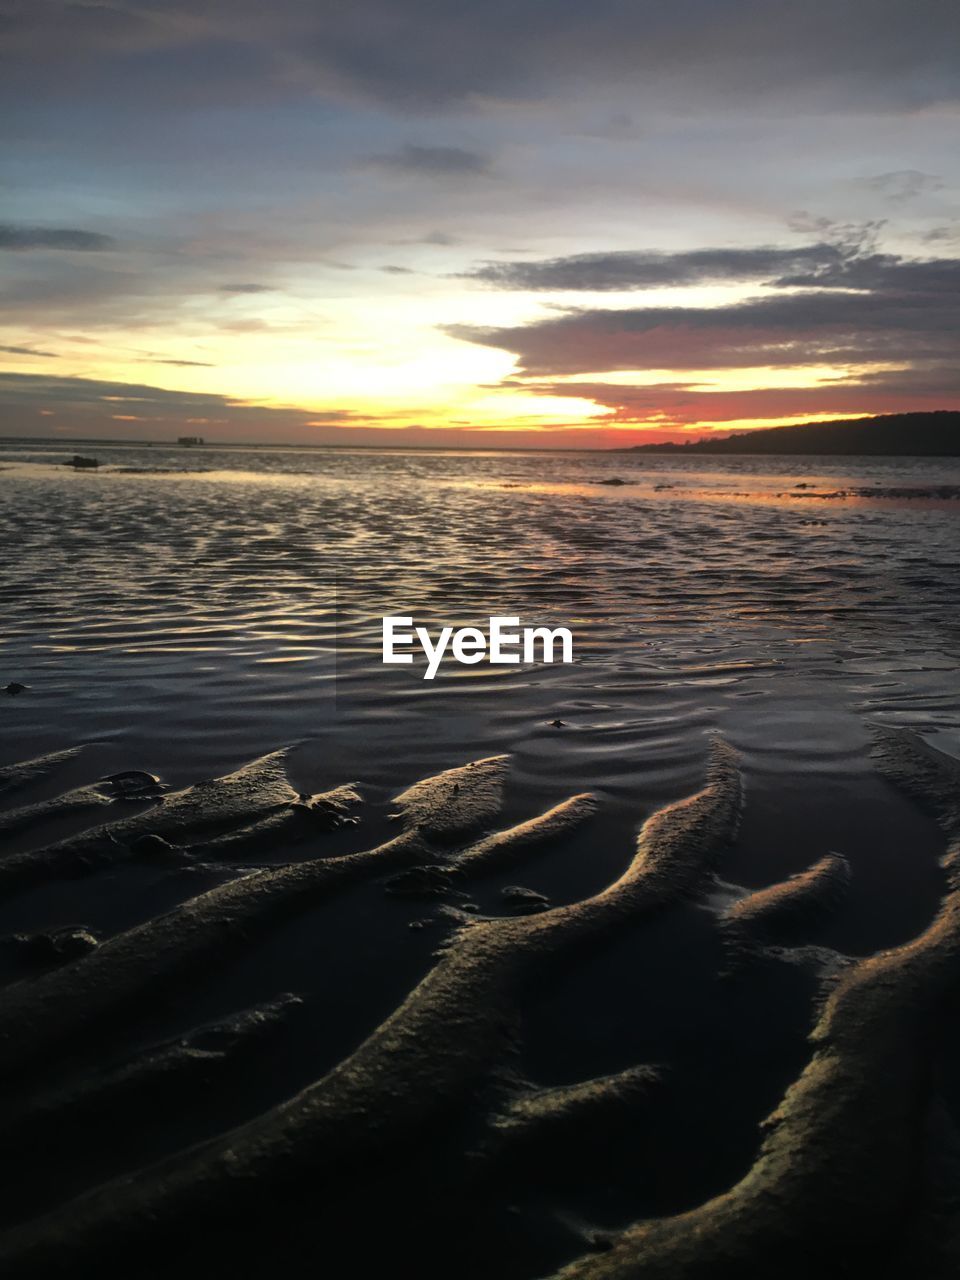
[0,435,602,453]
[620,411,960,457]
[0,410,958,455]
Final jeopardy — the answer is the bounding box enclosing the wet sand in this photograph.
[1,442,959,1274]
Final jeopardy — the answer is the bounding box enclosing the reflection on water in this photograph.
[0,440,958,807]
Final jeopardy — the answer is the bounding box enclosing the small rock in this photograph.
[2,682,28,696]
[500,885,550,916]
[433,904,481,927]
[384,865,465,900]
[304,797,356,830]
[99,770,167,800]
[3,926,99,966]
[130,833,185,860]
[549,718,566,728]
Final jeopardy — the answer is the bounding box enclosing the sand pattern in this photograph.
[0,732,957,1275]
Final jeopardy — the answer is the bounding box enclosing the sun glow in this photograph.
[542,363,905,393]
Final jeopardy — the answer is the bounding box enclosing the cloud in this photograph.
[0,343,59,357]
[149,358,215,367]
[3,1,957,114]
[0,224,115,251]
[365,144,492,177]
[0,258,159,326]
[784,216,887,253]
[464,244,847,291]
[520,367,960,428]
[0,371,369,440]
[0,374,234,412]
[861,170,944,203]
[775,253,960,295]
[464,225,922,293]
[450,291,960,377]
[218,282,272,293]
[448,240,960,426]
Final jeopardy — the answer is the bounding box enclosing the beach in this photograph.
[0,441,959,1274]
[6,0,960,1268]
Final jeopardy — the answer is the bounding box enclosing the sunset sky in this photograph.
[1,0,958,446]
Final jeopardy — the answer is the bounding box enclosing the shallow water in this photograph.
[2,441,958,768]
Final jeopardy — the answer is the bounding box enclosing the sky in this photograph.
[1,0,958,447]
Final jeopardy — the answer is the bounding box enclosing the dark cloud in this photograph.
[150,358,215,367]
[308,0,960,111]
[0,224,115,251]
[464,244,847,291]
[784,216,887,252]
[776,253,960,295]
[365,145,492,177]
[2,1,957,113]
[0,371,368,440]
[218,283,272,293]
[0,343,59,357]
[465,226,938,294]
[389,230,461,248]
[449,249,960,376]
[0,373,233,412]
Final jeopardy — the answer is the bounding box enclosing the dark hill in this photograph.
[624,411,960,455]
